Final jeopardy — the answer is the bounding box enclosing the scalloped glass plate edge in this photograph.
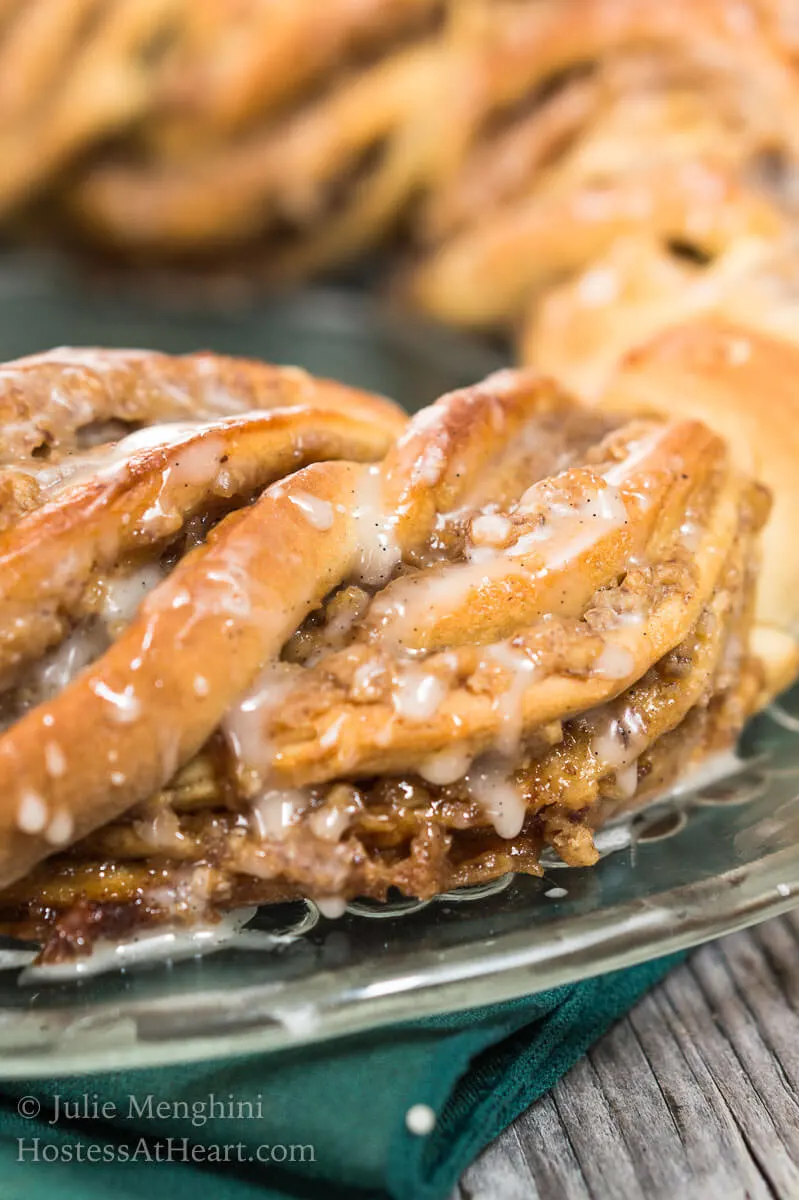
[0,838,796,1078]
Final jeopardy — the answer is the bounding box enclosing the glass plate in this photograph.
[0,262,796,1077]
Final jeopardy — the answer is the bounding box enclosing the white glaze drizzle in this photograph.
[602,426,669,487]
[133,805,184,851]
[513,479,628,568]
[44,808,74,846]
[591,641,635,680]
[590,705,647,798]
[89,678,142,723]
[590,705,647,768]
[464,758,527,839]
[28,623,109,708]
[288,490,334,531]
[100,563,168,632]
[470,513,512,547]
[319,713,347,749]
[147,864,215,917]
[222,662,302,782]
[29,421,225,498]
[679,518,701,550]
[250,789,309,841]
[43,741,66,779]
[351,466,401,586]
[16,790,48,834]
[309,807,352,841]
[392,670,448,722]
[350,659,386,701]
[0,399,696,973]
[411,441,446,487]
[613,762,639,799]
[308,788,360,842]
[419,745,473,785]
[369,477,628,649]
[314,895,348,919]
[324,602,367,650]
[483,643,538,756]
[600,598,646,628]
[196,560,254,621]
[366,563,508,649]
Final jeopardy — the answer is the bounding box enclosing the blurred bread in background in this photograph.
[2,2,799,478]
[520,235,799,399]
[599,318,799,696]
[0,0,793,301]
[0,0,446,271]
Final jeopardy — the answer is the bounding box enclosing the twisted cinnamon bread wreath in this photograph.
[0,340,787,961]
[0,0,444,267]
[519,236,799,400]
[0,0,791,318]
[406,0,799,329]
[59,0,450,274]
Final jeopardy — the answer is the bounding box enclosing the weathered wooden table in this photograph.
[454,911,799,1199]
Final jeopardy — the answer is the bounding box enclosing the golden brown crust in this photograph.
[0,408,398,681]
[0,0,446,260]
[0,0,789,310]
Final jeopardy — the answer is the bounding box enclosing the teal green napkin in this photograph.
[0,953,682,1199]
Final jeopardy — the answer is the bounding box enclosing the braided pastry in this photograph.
[406,0,799,328]
[61,0,450,274]
[148,0,442,152]
[0,0,181,217]
[0,0,445,265]
[0,0,790,317]
[521,235,799,398]
[599,317,799,694]
[0,348,779,961]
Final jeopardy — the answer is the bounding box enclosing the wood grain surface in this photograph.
[454,911,799,1200]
